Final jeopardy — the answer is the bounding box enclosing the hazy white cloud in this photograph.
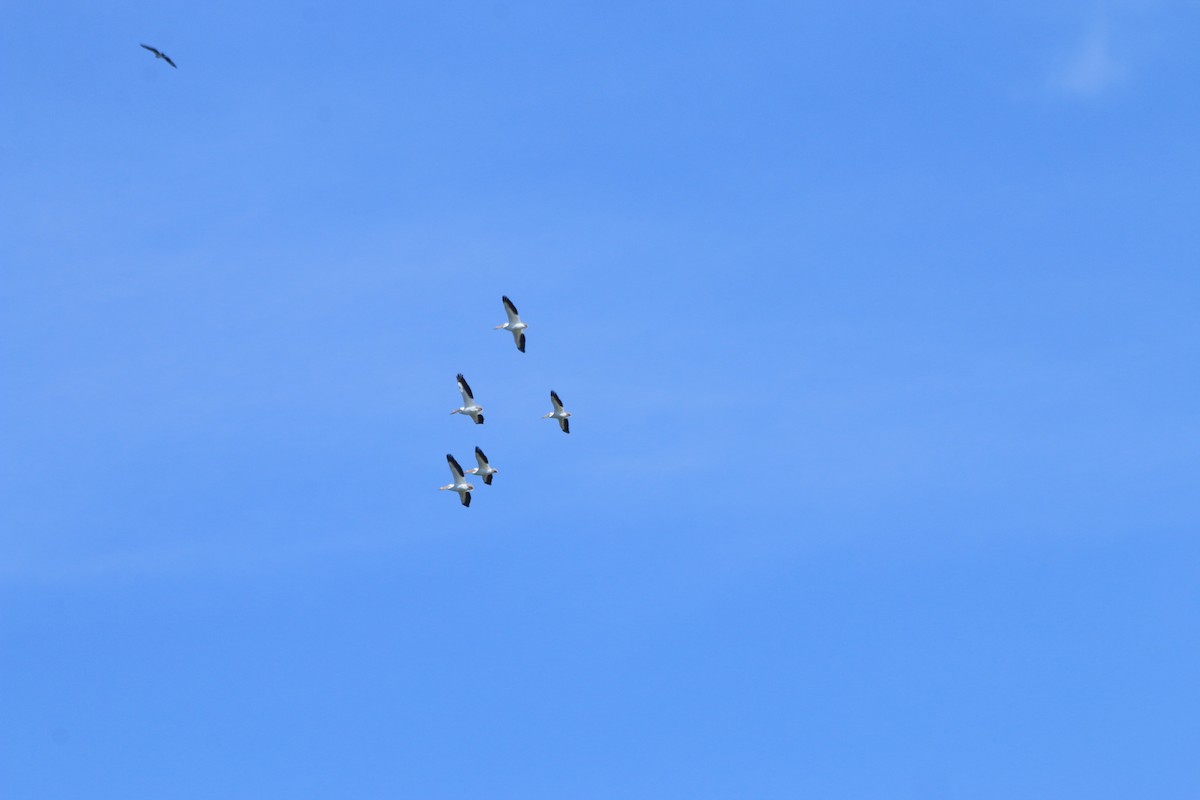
[0,529,398,586]
[1051,26,1126,96]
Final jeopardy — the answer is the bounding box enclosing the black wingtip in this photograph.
[484,474,493,485]
[518,333,526,353]
[475,446,486,458]
[462,492,471,507]
[475,414,484,424]
[562,419,570,434]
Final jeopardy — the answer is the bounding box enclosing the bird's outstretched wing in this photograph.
[515,331,526,353]
[502,295,520,323]
[457,373,474,402]
[550,390,564,413]
[460,491,471,507]
[162,54,177,68]
[140,44,161,55]
[447,454,465,481]
[560,418,570,434]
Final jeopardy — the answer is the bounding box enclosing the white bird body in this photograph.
[494,296,528,353]
[450,373,484,424]
[439,454,475,507]
[465,446,498,485]
[542,390,572,433]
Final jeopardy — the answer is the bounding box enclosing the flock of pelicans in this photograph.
[439,297,573,508]
[138,47,570,509]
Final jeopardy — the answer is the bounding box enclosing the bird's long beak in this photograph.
[493,324,505,329]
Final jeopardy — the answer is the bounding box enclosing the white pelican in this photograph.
[439,454,474,507]
[465,446,498,485]
[450,373,484,424]
[140,44,177,68]
[542,390,571,433]
[494,295,528,353]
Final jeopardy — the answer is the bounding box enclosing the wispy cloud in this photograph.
[0,529,400,586]
[1051,25,1126,97]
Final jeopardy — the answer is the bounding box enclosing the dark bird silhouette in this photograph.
[140,44,177,68]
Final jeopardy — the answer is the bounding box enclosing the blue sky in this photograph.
[2,1,1198,796]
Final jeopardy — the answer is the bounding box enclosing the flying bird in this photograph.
[140,44,177,68]
[494,295,528,353]
[465,446,498,485]
[542,390,572,433]
[450,373,484,424]
[439,454,474,507]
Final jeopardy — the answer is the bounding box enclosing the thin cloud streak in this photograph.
[0,530,402,586]
[1051,26,1126,96]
